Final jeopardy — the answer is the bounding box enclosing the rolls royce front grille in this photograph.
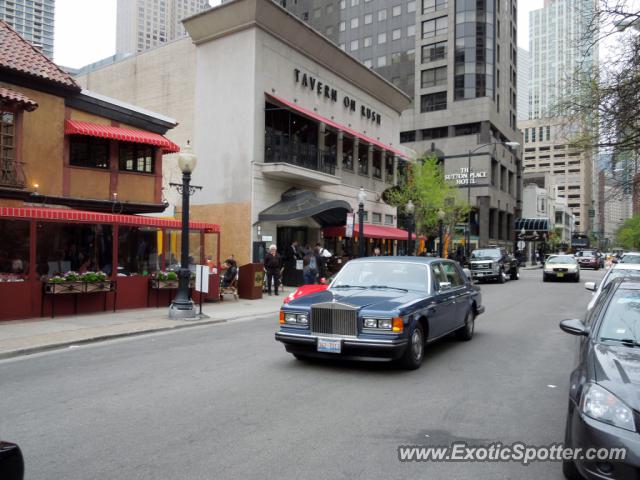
[311,303,358,337]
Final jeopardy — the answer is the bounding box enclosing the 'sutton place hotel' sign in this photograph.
[294,68,382,125]
[445,168,488,185]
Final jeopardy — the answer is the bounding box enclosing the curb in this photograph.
[0,310,277,361]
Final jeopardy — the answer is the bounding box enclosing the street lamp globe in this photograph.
[357,187,366,206]
[406,199,415,215]
[178,142,198,174]
[505,141,520,149]
[437,208,446,220]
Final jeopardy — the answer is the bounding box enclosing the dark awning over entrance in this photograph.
[515,218,550,232]
[258,188,352,226]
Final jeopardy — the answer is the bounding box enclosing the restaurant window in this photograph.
[358,146,368,176]
[373,150,382,179]
[118,227,161,276]
[342,136,354,171]
[385,154,394,182]
[36,223,113,278]
[69,136,109,169]
[372,213,382,224]
[165,230,202,272]
[422,41,446,63]
[420,91,447,112]
[119,143,155,174]
[385,214,394,225]
[0,219,29,280]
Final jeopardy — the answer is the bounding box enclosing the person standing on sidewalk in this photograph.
[264,245,282,296]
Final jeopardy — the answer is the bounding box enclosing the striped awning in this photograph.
[0,206,220,232]
[515,218,550,232]
[65,120,180,153]
[324,224,418,241]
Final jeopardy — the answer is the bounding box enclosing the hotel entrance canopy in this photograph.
[515,218,550,241]
[258,188,351,226]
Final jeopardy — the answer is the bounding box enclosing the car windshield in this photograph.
[598,287,640,344]
[331,261,428,293]
[621,254,640,264]
[471,249,500,260]
[601,270,640,289]
[577,251,596,258]
[547,256,576,264]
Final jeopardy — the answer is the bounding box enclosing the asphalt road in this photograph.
[0,267,605,479]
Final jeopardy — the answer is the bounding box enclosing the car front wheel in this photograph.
[400,323,425,370]
[498,270,506,283]
[510,267,519,280]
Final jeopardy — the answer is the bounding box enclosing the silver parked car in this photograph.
[585,263,640,310]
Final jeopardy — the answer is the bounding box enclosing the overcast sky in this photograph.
[53,0,543,68]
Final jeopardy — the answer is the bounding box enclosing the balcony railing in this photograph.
[265,130,336,176]
[0,159,26,189]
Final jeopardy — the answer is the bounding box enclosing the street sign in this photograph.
[517,240,526,250]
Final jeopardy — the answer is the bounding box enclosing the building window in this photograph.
[407,49,415,62]
[454,122,480,136]
[391,52,402,64]
[420,92,447,112]
[351,0,359,5]
[422,41,446,62]
[423,0,448,14]
[350,39,359,51]
[378,9,387,21]
[351,17,359,28]
[326,26,334,36]
[313,8,321,18]
[385,214,394,225]
[378,32,387,44]
[400,131,416,143]
[421,66,447,88]
[69,136,109,169]
[364,36,372,47]
[524,128,529,143]
[339,21,346,31]
[372,212,382,224]
[421,126,448,139]
[364,13,373,24]
[392,4,401,16]
[407,24,416,37]
[0,219,29,278]
[364,59,373,68]
[377,55,387,67]
[392,28,401,40]
[422,17,447,38]
[1,112,16,171]
[119,143,154,174]
[546,125,551,141]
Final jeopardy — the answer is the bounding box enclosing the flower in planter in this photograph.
[155,271,168,281]
[64,271,79,282]
[49,276,64,284]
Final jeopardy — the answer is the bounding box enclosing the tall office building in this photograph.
[116,0,210,55]
[270,0,418,97]
[400,0,522,250]
[0,0,55,58]
[519,0,597,233]
[516,47,529,121]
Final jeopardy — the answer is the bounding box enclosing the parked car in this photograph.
[559,278,640,479]
[584,263,640,310]
[468,247,519,283]
[575,250,601,270]
[275,257,484,370]
[543,255,580,282]
[0,441,24,480]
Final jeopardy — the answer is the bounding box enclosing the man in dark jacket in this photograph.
[263,244,282,295]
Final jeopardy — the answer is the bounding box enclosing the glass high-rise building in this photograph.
[116,0,210,55]
[0,0,55,59]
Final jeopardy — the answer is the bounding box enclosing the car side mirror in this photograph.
[0,442,24,480]
[462,268,472,280]
[584,282,597,292]
[439,281,452,291]
[559,319,589,337]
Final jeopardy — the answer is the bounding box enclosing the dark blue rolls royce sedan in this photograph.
[275,257,484,369]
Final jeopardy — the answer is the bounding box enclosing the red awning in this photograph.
[65,120,180,153]
[324,224,417,241]
[266,93,408,159]
[0,206,220,233]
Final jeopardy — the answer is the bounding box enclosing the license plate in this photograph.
[557,272,564,278]
[317,338,341,354]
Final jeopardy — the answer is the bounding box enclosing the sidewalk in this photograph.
[0,295,284,360]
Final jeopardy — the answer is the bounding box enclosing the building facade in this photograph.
[116,0,210,55]
[519,0,598,234]
[264,0,418,97]
[0,0,54,58]
[0,20,219,320]
[516,47,530,121]
[400,0,522,252]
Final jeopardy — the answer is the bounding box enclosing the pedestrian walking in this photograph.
[264,244,282,296]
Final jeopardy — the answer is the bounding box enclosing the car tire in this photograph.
[510,267,519,281]
[543,274,549,282]
[455,309,475,341]
[400,323,425,370]
[573,274,580,283]
[498,270,506,283]
[562,405,582,480]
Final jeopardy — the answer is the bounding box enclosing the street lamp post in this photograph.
[406,200,415,256]
[437,208,446,258]
[169,143,199,320]
[465,141,520,258]
[357,187,366,258]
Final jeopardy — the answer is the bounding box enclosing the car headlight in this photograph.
[363,318,393,330]
[569,265,578,272]
[581,383,636,431]
[283,312,309,326]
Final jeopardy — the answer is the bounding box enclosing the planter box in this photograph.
[150,279,179,290]
[44,281,84,295]
[84,281,114,293]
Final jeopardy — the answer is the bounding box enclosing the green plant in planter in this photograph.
[155,271,168,281]
[166,271,179,281]
[64,272,79,282]
[48,276,64,284]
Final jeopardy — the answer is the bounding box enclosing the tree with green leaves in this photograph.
[616,215,640,250]
[384,155,469,254]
